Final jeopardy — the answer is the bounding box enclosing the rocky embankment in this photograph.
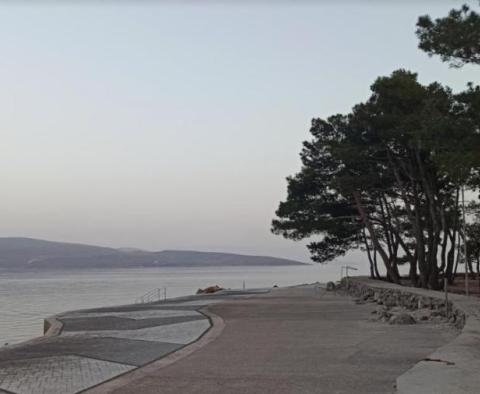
[337,277,480,394]
[341,279,465,328]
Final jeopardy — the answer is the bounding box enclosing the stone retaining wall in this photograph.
[344,278,466,329]
[343,277,480,394]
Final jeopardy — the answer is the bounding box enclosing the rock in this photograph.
[344,279,467,330]
[375,305,388,314]
[326,281,336,291]
[389,313,416,325]
[431,310,445,317]
[384,296,397,308]
[370,305,391,322]
[196,285,224,294]
[414,308,432,321]
[431,315,446,323]
[418,312,430,321]
[361,293,372,301]
[380,315,391,323]
[418,297,432,309]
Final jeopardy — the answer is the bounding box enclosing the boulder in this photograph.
[389,313,416,325]
[415,309,432,321]
[326,281,336,291]
[384,296,397,308]
[375,305,388,314]
[370,305,391,321]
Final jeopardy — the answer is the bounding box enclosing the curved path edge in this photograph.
[83,307,226,394]
[347,277,480,394]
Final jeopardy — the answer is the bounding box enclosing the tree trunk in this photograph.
[373,249,381,279]
[353,191,399,283]
[409,250,418,286]
[412,184,428,287]
[446,188,460,284]
[439,206,448,274]
[362,227,375,279]
[387,150,426,286]
[415,147,441,289]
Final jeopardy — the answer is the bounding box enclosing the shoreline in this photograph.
[0,280,474,393]
[0,264,328,346]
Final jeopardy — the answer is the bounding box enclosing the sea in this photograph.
[0,263,360,345]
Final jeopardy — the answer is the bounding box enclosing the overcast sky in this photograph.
[0,1,477,262]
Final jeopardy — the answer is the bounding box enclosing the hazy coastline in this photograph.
[0,237,306,272]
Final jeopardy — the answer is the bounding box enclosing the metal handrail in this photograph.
[136,287,167,304]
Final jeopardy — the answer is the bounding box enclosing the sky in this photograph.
[0,0,477,263]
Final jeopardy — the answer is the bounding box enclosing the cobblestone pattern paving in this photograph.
[0,337,182,367]
[0,295,223,393]
[0,289,268,394]
[0,355,134,394]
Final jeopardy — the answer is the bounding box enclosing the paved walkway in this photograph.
[0,290,266,394]
[87,286,456,394]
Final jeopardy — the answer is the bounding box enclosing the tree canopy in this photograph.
[416,3,480,67]
[272,70,480,288]
[273,3,480,288]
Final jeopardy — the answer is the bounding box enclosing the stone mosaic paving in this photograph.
[0,295,226,394]
[60,314,206,331]
[65,309,201,320]
[62,319,211,344]
[0,290,268,394]
[0,337,182,367]
[0,355,134,394]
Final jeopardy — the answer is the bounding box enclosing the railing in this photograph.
[136,287,167,304]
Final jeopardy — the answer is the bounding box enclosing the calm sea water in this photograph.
[0,264,353,345]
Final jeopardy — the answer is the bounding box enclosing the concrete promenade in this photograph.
[89,286,454,394]
[0,284,460,394]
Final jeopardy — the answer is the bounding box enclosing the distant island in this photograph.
[0,237,306,271]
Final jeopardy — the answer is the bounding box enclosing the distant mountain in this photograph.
[0,238,306,270]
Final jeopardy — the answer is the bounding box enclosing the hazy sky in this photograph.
[1,1,477,262]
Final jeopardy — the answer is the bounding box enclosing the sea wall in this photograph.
[344,277,480,394]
